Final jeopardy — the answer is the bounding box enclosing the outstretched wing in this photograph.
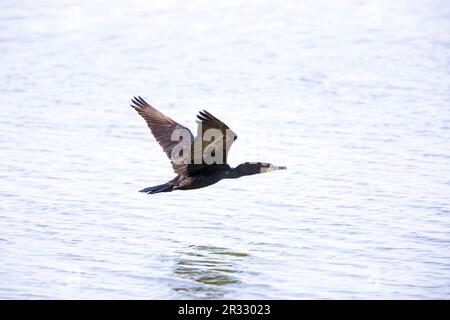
[131,96,194,174]
[187,110,238,175]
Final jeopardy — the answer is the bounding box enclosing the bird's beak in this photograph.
[261,165,287,173]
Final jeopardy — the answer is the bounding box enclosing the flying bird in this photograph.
[131,96,286,194]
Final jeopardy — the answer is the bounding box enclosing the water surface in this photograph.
[0,0,449,299]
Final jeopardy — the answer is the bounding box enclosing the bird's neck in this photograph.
[223,166,238,179]
[226,168,240,179]
[227,163,264,179]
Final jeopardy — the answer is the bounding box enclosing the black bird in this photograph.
[131,96,286,194]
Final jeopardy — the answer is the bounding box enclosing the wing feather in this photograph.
[131,96,193,174]
[187,109,237,175]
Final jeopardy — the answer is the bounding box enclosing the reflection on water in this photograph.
[173,245,248,299]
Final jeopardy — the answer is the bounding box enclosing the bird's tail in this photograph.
[139,183,174,194]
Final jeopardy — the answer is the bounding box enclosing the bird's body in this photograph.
[131,96,286,194]
[141,164,232,194]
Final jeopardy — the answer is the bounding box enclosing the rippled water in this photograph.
[1,0,450,299]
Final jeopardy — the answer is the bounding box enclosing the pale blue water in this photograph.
[1,0,449,299]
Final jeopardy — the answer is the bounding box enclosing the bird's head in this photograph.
[230,162,287,178]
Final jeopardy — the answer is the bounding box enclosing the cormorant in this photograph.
[131,96,286,194]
